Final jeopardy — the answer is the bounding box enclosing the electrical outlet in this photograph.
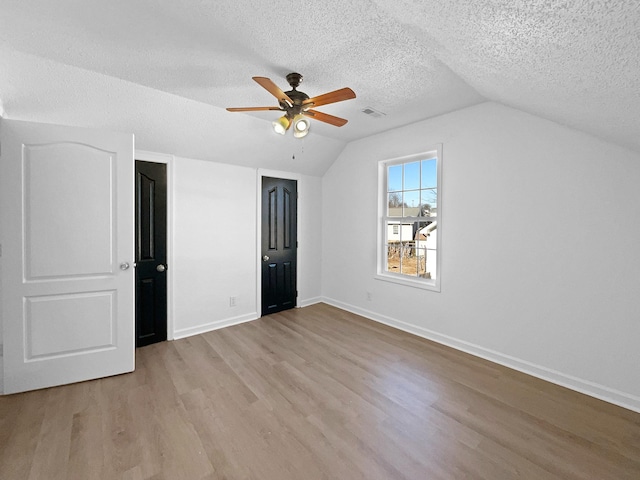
[229,296,237,307]
[366,291,372,301]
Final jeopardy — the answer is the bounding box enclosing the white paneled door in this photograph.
[0,120,135,394]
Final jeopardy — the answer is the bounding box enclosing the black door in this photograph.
[262,177,297,316]
[135,161,168,347]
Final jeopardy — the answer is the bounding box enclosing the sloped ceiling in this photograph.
[0,0,638,175]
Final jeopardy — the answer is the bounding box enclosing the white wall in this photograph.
[321,102,640,411]
[172,157,258,338]
[292,173,323,307]
[172,157,323,338]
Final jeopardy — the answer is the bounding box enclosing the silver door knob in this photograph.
[120,262,130,270]
[262,255,270,261]
[156,264,166,272]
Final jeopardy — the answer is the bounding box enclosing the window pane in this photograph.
[403,190,420,215]
[421,159,437,188]
[387,222,401,242]
[396,246,427,277]
[387,242,400,273]
[388,164,402,192]
[399,222,411,242]
[399,247,414,275]
[420,189,437,216]
[385,220,436,280]
[404,162,420,190]
[388,192,403,216]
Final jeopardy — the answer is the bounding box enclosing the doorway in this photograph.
[261,176,298,316]
[135,161,168,347]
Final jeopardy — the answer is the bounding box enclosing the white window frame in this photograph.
[376,145,442,292]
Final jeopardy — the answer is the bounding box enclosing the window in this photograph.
[377,146,441,291]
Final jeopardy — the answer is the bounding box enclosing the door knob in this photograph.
[120,262,130,270]
[156,264,166,272]
[262,255,270,261]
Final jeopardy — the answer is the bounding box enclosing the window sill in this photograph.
[374,272,440,292]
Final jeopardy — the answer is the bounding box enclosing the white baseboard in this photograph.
[171,297,324,339]
[298,296,322,308]
[172,312,259,340]
[322,297,640,414]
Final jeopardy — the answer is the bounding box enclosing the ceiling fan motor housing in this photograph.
[279,73,309,116]
[281,91,310,116]
[286,72,303,89]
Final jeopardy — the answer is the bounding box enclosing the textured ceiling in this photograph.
[0,0,639,173]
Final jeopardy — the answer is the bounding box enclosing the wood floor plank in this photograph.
[0,390,47,479]
[1,303,639,479]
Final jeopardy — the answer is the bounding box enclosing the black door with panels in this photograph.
[135,161,168,347]
[261,177,298,316]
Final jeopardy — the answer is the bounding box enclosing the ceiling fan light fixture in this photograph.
[227,73,356,138]
[292,114,310,138]
[272,115,291,135]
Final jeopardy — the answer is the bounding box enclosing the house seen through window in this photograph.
[378,147,441,291]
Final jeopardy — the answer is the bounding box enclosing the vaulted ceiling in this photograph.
[1,1,638,175]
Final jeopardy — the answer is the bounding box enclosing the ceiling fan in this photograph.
[226,72,356,138]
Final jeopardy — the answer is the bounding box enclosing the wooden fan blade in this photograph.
[303,109,348,127]
[226,106,282,112]
[303,87,356,108]
[253,77,294,106]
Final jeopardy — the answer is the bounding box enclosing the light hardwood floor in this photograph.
[1,303,639,479]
